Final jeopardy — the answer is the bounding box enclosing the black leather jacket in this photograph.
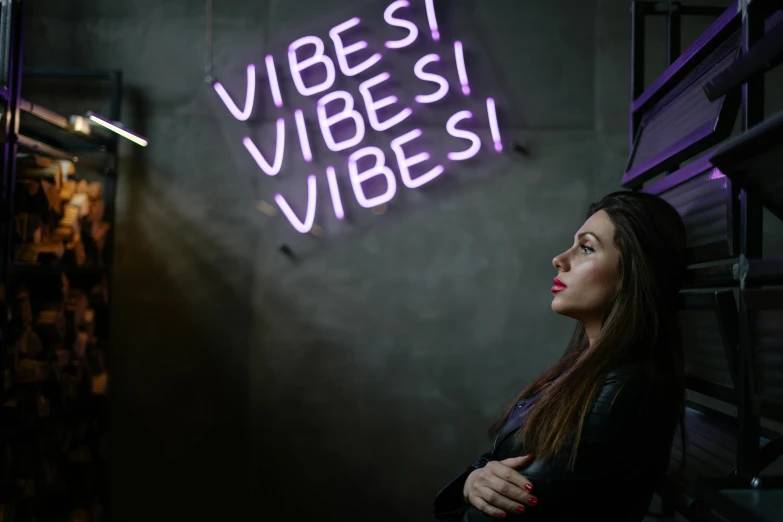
[432,365,678,522]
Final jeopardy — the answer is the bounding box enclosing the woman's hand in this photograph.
[462,454,538,519]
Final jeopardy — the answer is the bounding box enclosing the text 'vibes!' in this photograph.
[213,0,504,234]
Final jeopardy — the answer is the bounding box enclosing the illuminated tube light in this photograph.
[348,146,397,208]
[330,17,382,77]
[325,166,345,220]
[213,64,256,121]
[243,118,286,176]
[424,0,440,41]
[294,109,313,162]
[446,111,481,161]
[486,98,502,152]
[288,36,336,96]
[275,175,317,234]
[86,112,148,147]
[359,72,412,132]
[317,90,366,152]
[265,55,284,108]
[390,128,444,188]
[454,41,470,96]
[384,0,418,49]
[414,54,448,104]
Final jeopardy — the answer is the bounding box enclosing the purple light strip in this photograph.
[265,55,284,108]
[242,118,285,176]
[325,165,345,220]
[425,0,440,41]
[446,110,480,160]
[359,72,412,132]
[390,128,444,188]
[454,41,470,96]
[384,0,418,49]
[316,90,367,151]
[213,64,255,121]
[486,98,502,152]
[275,174,317,234]
[348,146,398,208]
[288,36,336,96]
[330,17,382,77]
[414,54,448,104]
[294,109,313,162]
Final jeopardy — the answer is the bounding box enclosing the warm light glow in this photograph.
[265,55,284,108]
[294,109,313,162]
[213,64,256,121]
[242,118,285,176]
[316,90,366,152]
[414,54,448,104]
[454,41,470,96]
[325,165,345,220]
[390,128,444,188]
[446,110,481,161]
[425,0,440,41]
[348,146,397,208]
[288,36,336,96]
[384,0,418,49]
[486,97,502,152]
[88,114,148,147]
[330,17,382,77]
[275,175,317,234]
[359,72,412,132]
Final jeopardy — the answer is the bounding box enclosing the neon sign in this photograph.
[213,0,503,234]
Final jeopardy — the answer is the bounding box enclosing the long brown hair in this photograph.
[488,191,689,473]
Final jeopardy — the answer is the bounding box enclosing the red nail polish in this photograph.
[528,497,538,506]
[524,484,533,492]
[498,513,506,519]
[516,506,526,513]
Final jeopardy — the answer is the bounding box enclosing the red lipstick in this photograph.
[552,277,566,293]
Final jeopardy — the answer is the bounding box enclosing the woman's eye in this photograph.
[580,243,594,254]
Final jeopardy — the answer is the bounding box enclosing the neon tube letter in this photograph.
[316,90,366,152]
[446,111,480,161]
[325,165,345,220]
[265,55,284,108]
[390,128,444,188]
[348,146,397,208]
[213,64,255,121]
[384,0,418,49]
[294,109,313,162]
[275,175,317,234]
[413,54,448,104]
[424,0,440,41]
[359,72,412,132]
[454,41,470,96]
[329,17,382,77]
[242,118,285,176]
[288,36,336,97]
[486,97,503,152]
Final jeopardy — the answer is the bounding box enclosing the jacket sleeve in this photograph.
[459,372,671,522]
[432,450,494,521]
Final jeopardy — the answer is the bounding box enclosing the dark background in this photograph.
[20,1,783,521]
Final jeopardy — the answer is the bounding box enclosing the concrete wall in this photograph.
[22,1,783,521]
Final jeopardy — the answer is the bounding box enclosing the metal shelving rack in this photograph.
[630,1,783,521]
[0,0,121,520]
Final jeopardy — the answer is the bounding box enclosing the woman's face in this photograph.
[551,210,621,324]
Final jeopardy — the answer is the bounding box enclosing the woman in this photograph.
[432,191,689,522]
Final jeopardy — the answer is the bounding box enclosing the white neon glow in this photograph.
[390,128,444,188]
[325,165,345,220]
[425,0,440,41]
[413,54,448,104]
[486,97,502,152]
[454,41,470,96]
[329,17,382,77]
[384,0,418,49]
[242,118,286,176]
[88,115,149,147]
[316,90,366,152]
[213,64,256,121]
[288,36,336,96]
[446,110,480,161]
[275,175,317,234]
[348,146,397,208]
[294,109,313,162]
[265,55,284,108]
[359,72,412,132]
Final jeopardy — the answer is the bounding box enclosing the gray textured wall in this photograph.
[22,1,783,521]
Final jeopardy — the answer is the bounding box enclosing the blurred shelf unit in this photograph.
[629,2,783,522]
[0,1,120,521]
